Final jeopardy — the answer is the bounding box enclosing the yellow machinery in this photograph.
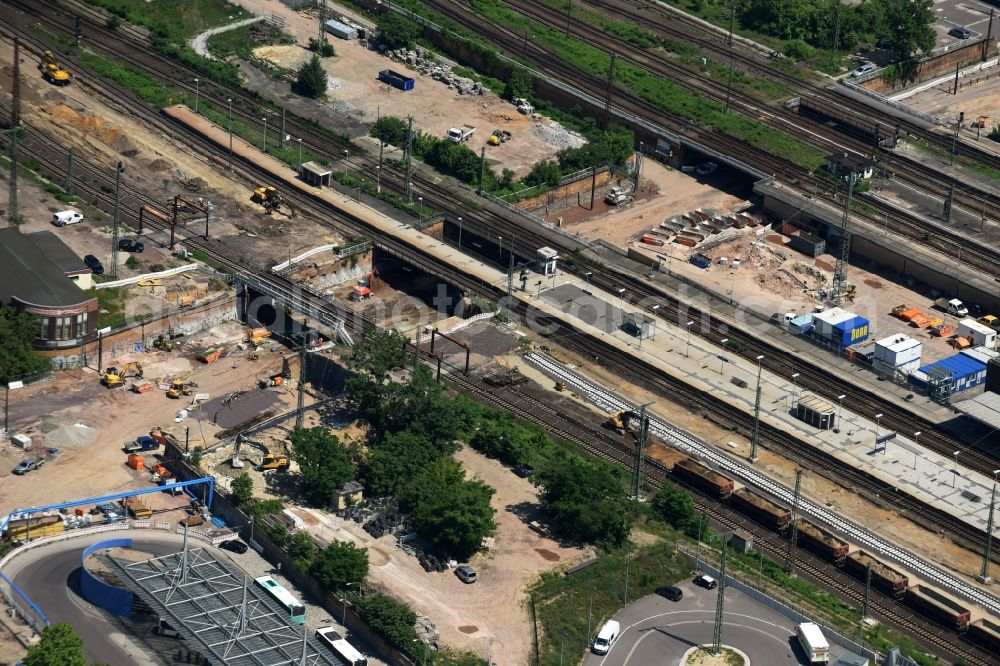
[248,327,271,346]
[488,129,511,146]
[250,186,291,215]
[39,50,71,86]
[166,379,195,399]
[259,454,289,471]
[101,362,143,388]
[153,335,173,352]
[605,409,637,434]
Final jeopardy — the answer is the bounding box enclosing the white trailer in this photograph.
[796,622,830,663]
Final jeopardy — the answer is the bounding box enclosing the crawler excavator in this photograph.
[101,362,143,388]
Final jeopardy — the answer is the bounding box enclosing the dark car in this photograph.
[655,585,683,601]
[513,464,535,478]
[694,575,718,590]
[118,238,144,253]
[219,539,249,554]
[84,254,104,275]
[949,26,972,39]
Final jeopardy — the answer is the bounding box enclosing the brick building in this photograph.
[0,228,98,349]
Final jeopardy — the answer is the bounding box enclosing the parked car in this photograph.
[51,210,83,226]
[118,238,144,253]
[851,63,877,77]
[12,458,43,475]
[655,585,683,601]
[513,464,534,478]
[219,539,249,554]
[84,254,104,275]
[455,565,477,584]
[694,574,718,590]
[949,26,972,39]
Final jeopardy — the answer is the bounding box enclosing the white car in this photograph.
[52,210,84,226]
[851,63,877,78]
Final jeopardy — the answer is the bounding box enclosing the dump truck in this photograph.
[934,298,968,317]
[447,125,475,143]
[101,362,143,388]
[39,50,70,85]
[123,436,160,454]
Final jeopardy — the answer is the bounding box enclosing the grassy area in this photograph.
[529,541,689,665]
[83,0,250,42]
[85,286,130,329]
[206,22,294,60]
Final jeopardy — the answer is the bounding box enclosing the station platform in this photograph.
[166,105,993,535]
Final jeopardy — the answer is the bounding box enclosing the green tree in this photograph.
[469,416,542,467]
[376,13,422,50]
[354,593,419,650]
[877,0,936,60]
[230,472,254,504]
[536,453,633,548]
[294,54,328,98]
[651,485,696,533]
[523,160,561,187]
[0,305,49,383]
[362,429,455,496]
[290,427,356,507]
[24,623,88,666]
[400,460,496,558]
[504,68,534,100]
[287,530,318,571]
[370,116,408,147]
[348,328,410,386]
[310,539,370,590]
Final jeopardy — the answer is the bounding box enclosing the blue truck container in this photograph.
[911,354,988,394]
[378,69,415,91]
[831,315,870,350]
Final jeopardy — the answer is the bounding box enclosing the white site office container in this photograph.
[957,318,997,349]
[873,334,922,372]
[812,308,855,341]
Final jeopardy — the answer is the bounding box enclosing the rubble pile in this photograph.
[383,46,486,95]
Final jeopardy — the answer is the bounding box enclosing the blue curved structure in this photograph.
[80,538,135,617]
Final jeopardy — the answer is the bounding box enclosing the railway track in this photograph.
[5,2,1000,623]
[2,31,995,663]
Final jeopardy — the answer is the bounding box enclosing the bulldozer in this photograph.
[250,186,292,216]
[166,379,196,399]
[39,50,70,86]
[101,362,143,388]
[259,453,290,471]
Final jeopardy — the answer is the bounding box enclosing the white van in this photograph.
[591,619,620,655]
[795,622,830,663]
[52,210,83,226]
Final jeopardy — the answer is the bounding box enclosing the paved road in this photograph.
[583,580,854,666]
[6,533,188,665]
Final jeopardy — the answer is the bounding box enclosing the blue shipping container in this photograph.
[832,315,870,348]
[378,69,415,91]
[916,354,987,393]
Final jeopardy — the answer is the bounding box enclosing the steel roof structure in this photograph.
[98,545,343,665]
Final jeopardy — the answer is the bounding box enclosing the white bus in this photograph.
[254,576,306,625]
[796,622,830,663]
[316,627,368,665]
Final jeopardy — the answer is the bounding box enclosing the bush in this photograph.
[523,160,561,187]
[294,54,328,98]
[124,255,139,270]
[377,13,422,50]
[370,116,408,147]
[783,39,814,61]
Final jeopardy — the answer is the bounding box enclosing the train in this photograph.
[845,550,909,598]
[672,459,734,499]
[730,488,792,531]
[969,618,1000,652]
[794,519,849,564]
[904,584,971,631]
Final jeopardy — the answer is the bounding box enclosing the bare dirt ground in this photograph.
[0,321,291,517]
[294,445,588,666]
[515,338,999,603]
[556,160,750,245]
[232,0,583,178]
[902,60,1000,129]
[0,39,345,269]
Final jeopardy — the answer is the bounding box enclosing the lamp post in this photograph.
[261,116,268,153]
[227,98,233,171]
[585,271,593,288]
[96,325,112,373]
[953,450,961,487]
[719,338,729,374]
[4,380,23,437]
[790,372,800,409]
[497,235,503,262]
[979,469,1000,583]
[342,149,350,176]
[836,394,846,431]
[913,431,921,469]
[749,354,765,462]
[296,137,303,168]
[193,77,200,113]
[651,304,660,339]
[340,582,359,626]
[418,196,423,223]
[457,216,463,248]
[872,413,884,454]
[375,165,381,194]
[617,288,626,328]
[685,320,694,357]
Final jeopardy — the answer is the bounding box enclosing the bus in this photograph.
[316,627,368,666]
[795,622,830,664]
[254,576,306,625]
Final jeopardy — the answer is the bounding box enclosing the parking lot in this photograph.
[931,0,998,45]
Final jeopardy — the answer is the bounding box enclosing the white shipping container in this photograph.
[874,334,922,367]
[813,308,855,341]
[957,319,997,349]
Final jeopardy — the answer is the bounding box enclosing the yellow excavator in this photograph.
[166,378,196,399]
[39,50,71,86]
[259,454,290,471]
[605,409,638,434]
[101,362,143,388]
[250,186,292,216]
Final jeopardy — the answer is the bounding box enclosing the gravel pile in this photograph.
[47,422,98,450]
[326,76,342,92]
[531,120,586,149]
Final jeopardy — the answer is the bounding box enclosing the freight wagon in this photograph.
[672,458,734,499]
[968,618,1000,652]
[844,550,908,597]
[3,514,64,542]
[904,584,971,631]
[730,488,791,531]
[795,520,849,563]
[378,69,415,91]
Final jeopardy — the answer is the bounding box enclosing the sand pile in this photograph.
[46,422,99,450]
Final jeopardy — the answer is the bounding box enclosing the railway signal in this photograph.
[74,17,82,47]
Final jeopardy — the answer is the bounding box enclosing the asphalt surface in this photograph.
[6,533,191,665]
[933,0,999,43]
[582,579,855,666]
